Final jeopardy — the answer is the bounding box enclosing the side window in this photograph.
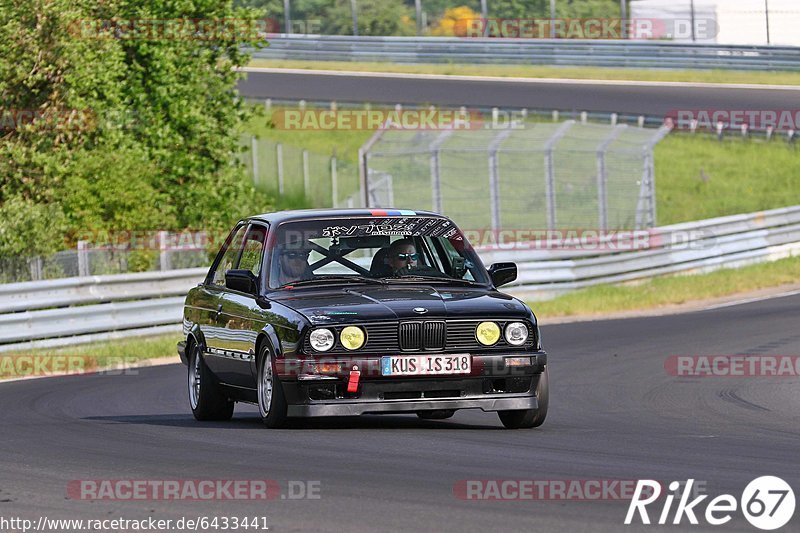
[211,225,247,286]
[238,225,267,277]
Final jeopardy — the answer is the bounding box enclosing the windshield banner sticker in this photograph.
[321,218,461,239]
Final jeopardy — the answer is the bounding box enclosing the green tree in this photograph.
[236,0,333,33]
[324,0,415,36]
[556,0,620,18]
[0,0,272,258]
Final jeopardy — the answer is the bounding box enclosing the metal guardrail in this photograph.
[1,205,799,351]
[252,36,800,71]
[0,297,187,346]
[0,268,207,314]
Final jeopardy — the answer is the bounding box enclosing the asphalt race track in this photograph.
[238,68,800,116]
[2,293,799,532]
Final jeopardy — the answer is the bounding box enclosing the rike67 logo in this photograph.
[625,477,795,530]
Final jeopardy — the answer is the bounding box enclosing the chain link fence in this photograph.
[363,121,671,231]
[2,112,669,284]
[0,233,211,284]
[237,135,361,207]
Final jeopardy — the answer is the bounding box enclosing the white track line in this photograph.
[701,288,800,311]
[240,66,800,91]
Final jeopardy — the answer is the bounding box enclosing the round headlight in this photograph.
[475,321,501,346]
[340,326,365,350]
[309,328,335,352]
[505,322,529,346]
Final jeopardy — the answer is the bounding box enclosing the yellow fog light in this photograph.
[340,326,366,350]
[476,321,501,346]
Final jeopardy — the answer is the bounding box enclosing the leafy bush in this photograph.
[430,6,481,36]
[0,0,275,260]
[324,0,416,36]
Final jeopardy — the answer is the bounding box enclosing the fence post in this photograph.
[77,240,89,277]
[250,136,259,187]
[487,129,513,232]
[29,257,42,281]
[357,118,391,208]
[358,148,368,207]
[596,125,627,231]
[302,149,310,197]
[429,130,453,213]
[635,124,672,228]
[159,230,171,271]
[331,155,338,207]
[542,120,576,230]
[276,143,284,195]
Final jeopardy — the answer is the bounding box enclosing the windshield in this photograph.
[267,216,490,289]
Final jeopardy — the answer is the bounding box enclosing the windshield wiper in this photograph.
[280,275,384,288]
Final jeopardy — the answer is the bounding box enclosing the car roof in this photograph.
[246,208,447,225]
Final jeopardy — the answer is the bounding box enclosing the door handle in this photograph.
[214,303,223,319]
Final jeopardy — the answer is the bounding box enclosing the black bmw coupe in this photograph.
[178,209,548,429]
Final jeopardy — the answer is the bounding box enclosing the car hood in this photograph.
[269,284,532,325]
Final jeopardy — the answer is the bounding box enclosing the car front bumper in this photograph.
[286,394,538,417]
[280,351,546,417]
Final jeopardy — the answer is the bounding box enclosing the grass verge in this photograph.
[655,134,800,224]
[529,254,800,319]
[247,59,800,86]
[1,333,182,380]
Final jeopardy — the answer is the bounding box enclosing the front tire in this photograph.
[498,366,549,429]
[257,344,288,428]
[188,343,234,421]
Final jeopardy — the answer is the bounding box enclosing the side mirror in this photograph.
[488,262,517,288]
[225,269,258,294]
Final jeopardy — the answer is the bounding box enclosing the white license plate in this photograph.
[380,354,471,376]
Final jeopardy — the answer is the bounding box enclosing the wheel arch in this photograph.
[257,324,282,355]
[186,324,207,357]
[254,324,283,374]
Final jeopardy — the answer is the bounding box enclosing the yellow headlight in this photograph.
[340,326,365,350]
[476,321,501,346]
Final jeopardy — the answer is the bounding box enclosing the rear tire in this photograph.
[188,343,234,421]
[416,409,455,420]
[257,344,288,428]
[498,366,549,429]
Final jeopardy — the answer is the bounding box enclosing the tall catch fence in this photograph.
[363,121,671,231]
